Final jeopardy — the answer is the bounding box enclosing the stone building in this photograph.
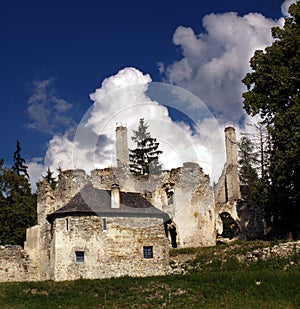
[0,125,264,282]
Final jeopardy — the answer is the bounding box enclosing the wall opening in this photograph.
[220,212,239,239]
[143,246,153,259]
[102,218,107,231]
[75,251,85,263]
[166,220,178,248]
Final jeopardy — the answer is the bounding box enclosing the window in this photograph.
[102,218,107,231]
[66,218,69,231]
[75,251,84,262]
[143,246,153,259]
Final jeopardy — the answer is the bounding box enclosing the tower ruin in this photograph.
[224,127,241,201]
[116,125,129,168]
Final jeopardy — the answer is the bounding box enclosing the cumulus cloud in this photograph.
[27,68,224,191]
[162,11,280,123]
[281,0,297,16]
[27,157,45,191]
[27,78,72,134]
[28,3,294,190]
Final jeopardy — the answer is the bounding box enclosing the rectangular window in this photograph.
[143,246,153,259]
[75,251,84,263]
[102,218,107,231]
[66,218,69,231]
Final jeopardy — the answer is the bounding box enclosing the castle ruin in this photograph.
[0,126,264,282]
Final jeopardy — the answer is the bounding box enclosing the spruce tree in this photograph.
[129,118,163,175]
[0,143,36,246]
[12,140,29,178]
[43,167,57,190]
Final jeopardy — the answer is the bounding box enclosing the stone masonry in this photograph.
[0,125,264,282]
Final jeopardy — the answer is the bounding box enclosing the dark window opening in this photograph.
[169,223,178,248]
[220,212,239,239]
[143,246,153,259]
[165,219,178,248]
[102,218,107,231]
[66,218,69,231]
[75,251,85,262]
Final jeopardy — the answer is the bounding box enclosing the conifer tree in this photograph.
[12,140,29,178]
[0,143,36,246]
[129,118,163,175]
[43,167,57,190]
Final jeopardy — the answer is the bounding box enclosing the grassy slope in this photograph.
[0,241,300,309]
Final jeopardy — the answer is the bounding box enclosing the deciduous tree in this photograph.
[242,2,300,228]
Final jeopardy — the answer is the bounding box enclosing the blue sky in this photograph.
[0,0,294,188]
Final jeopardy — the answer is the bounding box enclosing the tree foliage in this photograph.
[0,142,36,246]
[43,167,57,190]
[238,136,259,201]
[238,135,270,216]
[129,118,163,175]
[12,140,29,178]
[242,2,300,228]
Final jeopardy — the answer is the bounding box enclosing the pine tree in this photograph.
[43,167,57,190]
[129,118,163,175]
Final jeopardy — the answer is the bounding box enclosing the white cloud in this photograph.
[27,68,225,191]
[28,5,291,190]
[162,11,279,124]
[27,158,45,191]
[27,78,72,133]
[281,0,297,16]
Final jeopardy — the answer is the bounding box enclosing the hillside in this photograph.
[0,241,300,308]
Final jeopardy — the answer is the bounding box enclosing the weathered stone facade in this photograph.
[50,216,168,281]
[0,245,39,282]
[0,125,264,282]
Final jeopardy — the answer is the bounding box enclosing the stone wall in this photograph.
[51,215,169,281]
[236,241,300,263]
[89,163,216,248]
[0,245,39,282]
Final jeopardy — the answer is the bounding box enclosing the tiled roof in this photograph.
[47,183,168,221]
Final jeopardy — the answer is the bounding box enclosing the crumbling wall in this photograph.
[89,162,216,248]
[0,245,39,282]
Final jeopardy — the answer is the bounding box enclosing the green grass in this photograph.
[1,242,300,308]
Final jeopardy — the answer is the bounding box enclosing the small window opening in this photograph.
[75,251,85,262]
[143,246,153,259]
[102,218,107,231]
[66,218,69,231]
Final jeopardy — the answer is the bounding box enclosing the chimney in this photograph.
[111,184,120,208]
[116,125,129,168]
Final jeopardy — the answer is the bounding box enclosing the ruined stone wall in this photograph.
[90,163,216,248]
[51,215,169,281]
[0,245,39,282]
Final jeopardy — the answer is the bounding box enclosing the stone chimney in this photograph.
[116,125,129,168]
[111,184,120,208]
[224,127,241,201]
